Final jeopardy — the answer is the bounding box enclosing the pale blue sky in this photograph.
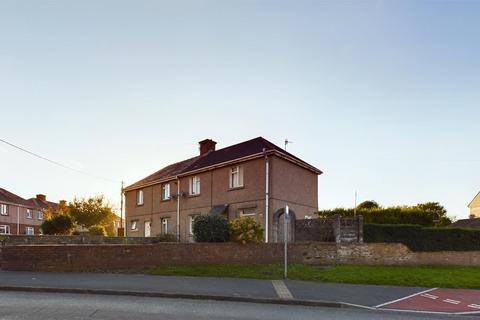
[0,1,478,219]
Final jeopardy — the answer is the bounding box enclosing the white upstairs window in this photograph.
[136,190,144,205]
[189,176,201,195]
[162,183,171,200]
[229,166,244,189]
[0,204,8,216]
[26,209,33,219]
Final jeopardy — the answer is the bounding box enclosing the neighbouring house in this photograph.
[124,137,322,242]
[468,192,480,218]
[0,188,58,235]
[449,218,480,229]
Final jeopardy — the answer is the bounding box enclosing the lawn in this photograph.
[148,264,480,289]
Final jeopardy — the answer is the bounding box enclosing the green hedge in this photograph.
[319,208,439,227]
[364,224,480,251]
[192,215,230,242]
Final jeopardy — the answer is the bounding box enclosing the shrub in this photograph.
[192,214,230,242]
[364,223,480,251]
[152,234,177,243]
[319,207,441,227]
[41,215,74,235]
[88,225,106,236]
[229,217,263,244]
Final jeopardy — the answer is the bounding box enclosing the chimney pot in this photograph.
[199,139,217,155]
[36,194,46,202]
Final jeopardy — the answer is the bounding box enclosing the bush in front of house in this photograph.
[364,223,480,251]
[192,214,230,242]
[41,215,75,235]
[88,225,106,236]
[152,234,177,243]
[229,217,264,244]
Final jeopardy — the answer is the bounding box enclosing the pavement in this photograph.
[0,271,479,316]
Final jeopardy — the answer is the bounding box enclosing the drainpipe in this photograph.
[17,207,20,235]
[176,177,180,242]
[264,148,269,243]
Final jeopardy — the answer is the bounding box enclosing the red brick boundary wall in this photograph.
[1,242,480,272]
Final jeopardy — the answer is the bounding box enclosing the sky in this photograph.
[0,0,479,219]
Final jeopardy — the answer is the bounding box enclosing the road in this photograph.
[0,291,476,320]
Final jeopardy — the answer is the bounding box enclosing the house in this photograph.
[0,188,58,235]
[124,137,322,242]
[449,218,480,229]
[468,192,480,218]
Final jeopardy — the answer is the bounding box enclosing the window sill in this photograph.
[136,204,144,207]
[228,186,245,191]
[161,198,172,202]
[188,194,200,198]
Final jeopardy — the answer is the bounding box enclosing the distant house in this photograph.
[449,218,480,229]
[124,137,322,242]
[468,192,480,218]
[0,188,58,235]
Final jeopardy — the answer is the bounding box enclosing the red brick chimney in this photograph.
[199,139,217,155]
[36,194,46,202]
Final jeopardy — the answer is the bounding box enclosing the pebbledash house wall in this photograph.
[0,201,43,235]
[125,155,319,242]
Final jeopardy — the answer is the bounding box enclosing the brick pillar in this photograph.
[332,215,341,243]
[357,215,364,243]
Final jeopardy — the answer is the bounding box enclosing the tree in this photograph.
[41,215,74,235]
[357,200,380,210]
[69,196,116,230]
[415,202,446,219]
[43,200,69,220]
[88,225,106,236]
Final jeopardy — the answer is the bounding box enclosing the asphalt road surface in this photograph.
[0,291,476,320]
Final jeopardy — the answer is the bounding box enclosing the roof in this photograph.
[26,198,58,211]
[209,204,229,216]
[0,188,30,206]
[468,191,480,208]
[125,137,322,191]
[0,188,58,210]
[449,218,480,229]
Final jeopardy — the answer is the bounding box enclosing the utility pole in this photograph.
[120,181,124,236]
[354,191,357,217]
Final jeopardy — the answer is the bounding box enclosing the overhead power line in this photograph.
[0,138,120,184]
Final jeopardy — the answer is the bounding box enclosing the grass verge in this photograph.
[147,264,480,289]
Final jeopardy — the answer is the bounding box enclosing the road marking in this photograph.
[374,288,438,308]
[271,280,293,300]
[443,299,461,305]
[468,304,480,309]
[421,293,438,300]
